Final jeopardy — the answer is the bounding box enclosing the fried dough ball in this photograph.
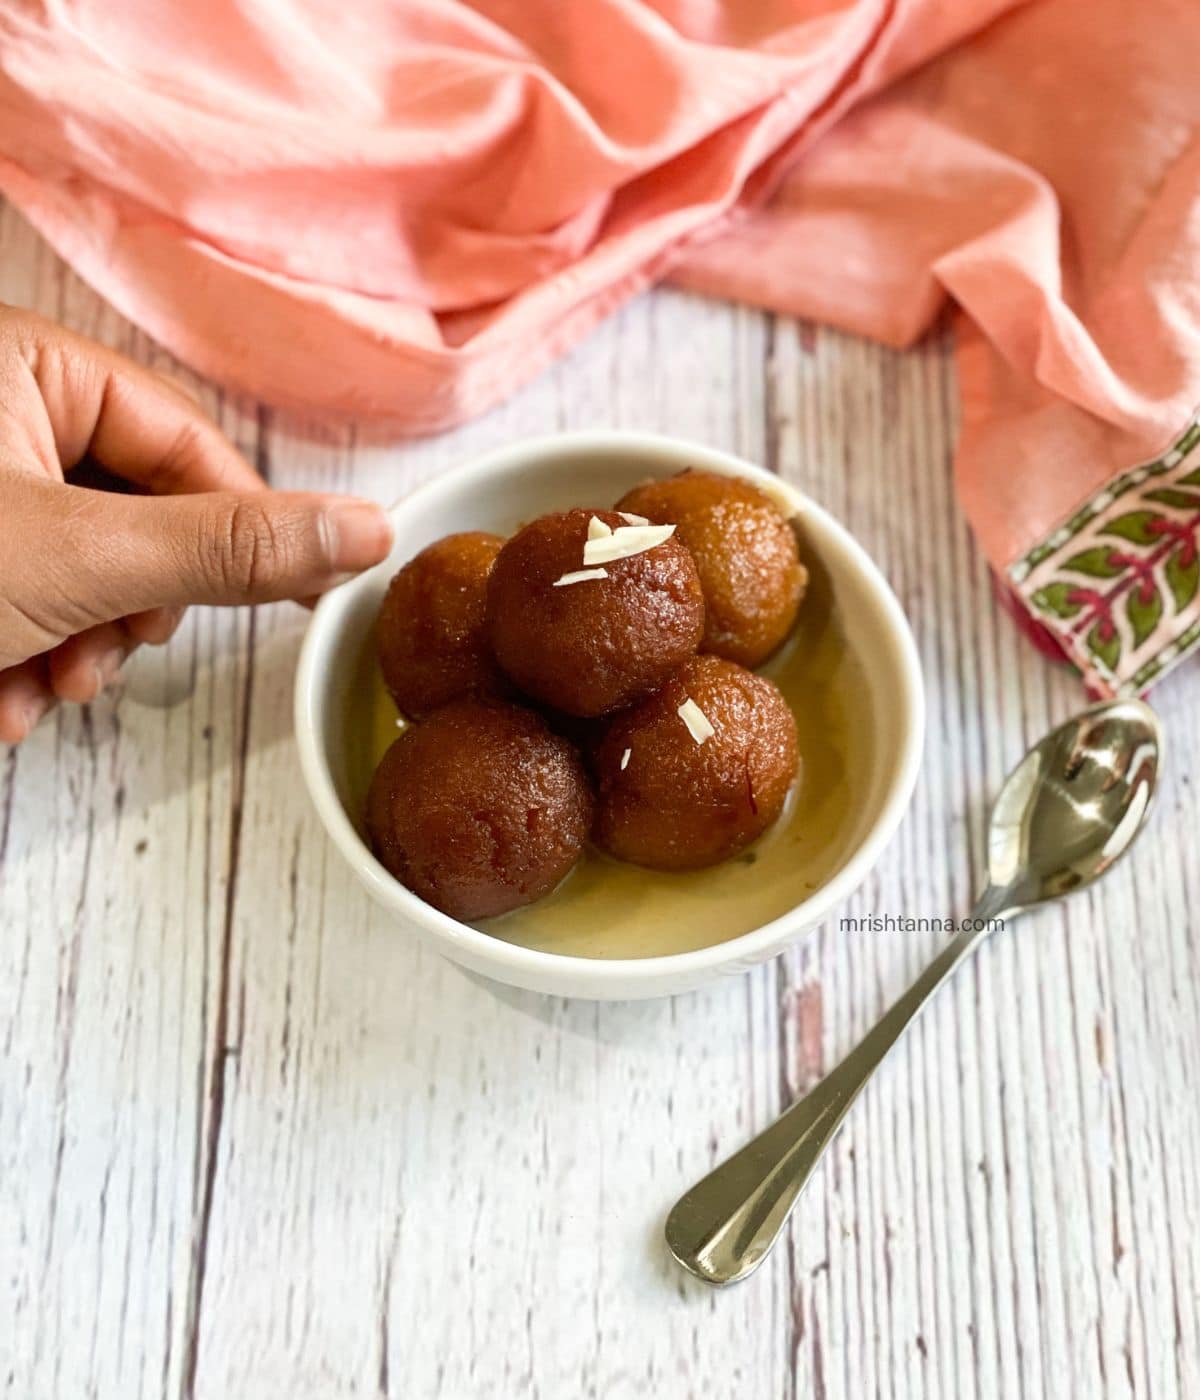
[485,508,704,717]
[377,531,507,720]
[592,655,797,870]
[616,470,806,667]
[366,700,593,920]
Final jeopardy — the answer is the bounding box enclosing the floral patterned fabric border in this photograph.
[1009,411,1200,696]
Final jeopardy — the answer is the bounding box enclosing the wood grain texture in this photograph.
[1,199,1197,1400]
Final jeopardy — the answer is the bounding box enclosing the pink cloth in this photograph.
[2,0,1199,693]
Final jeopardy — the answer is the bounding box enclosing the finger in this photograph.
[124,605,186,646]
[6,309,264,495]
[0,657,55,744]
[66,485,393,617]
[47,622,135,704]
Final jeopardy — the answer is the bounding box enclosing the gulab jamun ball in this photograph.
[486,508,704,717]
[366,700,593,921]
[377,531,508,720]
[616,470,807,668]
[592,655,798,870]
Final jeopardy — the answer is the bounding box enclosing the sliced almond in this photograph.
[620,748,631,771]
[583,522,676,567]
[677,697,715,745]
[618,511,650,526]
[587,516,613,541]
[553,567,609,587]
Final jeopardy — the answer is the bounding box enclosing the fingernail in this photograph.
[21,694,49,738]
[324,500,393,573]
[94,647,125,694]
[157,606,186,643]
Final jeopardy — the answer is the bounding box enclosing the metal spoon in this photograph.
[665,697,1162,1286]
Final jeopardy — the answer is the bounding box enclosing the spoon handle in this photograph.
[665,893,1008,1286]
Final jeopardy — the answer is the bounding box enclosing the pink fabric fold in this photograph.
[2,0,1198,692]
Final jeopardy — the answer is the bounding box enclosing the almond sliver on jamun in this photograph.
[583,522,676,567]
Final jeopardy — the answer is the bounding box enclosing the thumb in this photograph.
[70,487,393,618]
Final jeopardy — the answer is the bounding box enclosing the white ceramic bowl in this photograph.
[295,432,923,1000]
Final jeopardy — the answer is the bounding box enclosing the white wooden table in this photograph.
[2,197,1198,1400]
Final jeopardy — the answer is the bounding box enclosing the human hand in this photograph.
[0,306,393,743]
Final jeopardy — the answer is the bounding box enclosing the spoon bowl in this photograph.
[985,698,1162,912]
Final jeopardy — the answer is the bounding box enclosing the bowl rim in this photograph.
[294,429,924,990]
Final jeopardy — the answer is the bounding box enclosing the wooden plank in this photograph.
[186,292,795,1399]
[0,203,254,1399]
[769,316,1200,1400]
